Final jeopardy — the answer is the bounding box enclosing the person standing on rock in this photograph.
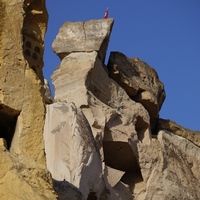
[104,7,108,18]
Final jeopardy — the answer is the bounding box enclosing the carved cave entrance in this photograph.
[0,106,19,149]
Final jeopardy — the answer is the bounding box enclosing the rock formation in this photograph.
[0,0,56,199]
[107,52,166,131]
[44,18,200,200]
[1,1,200,200]
[52,19,114,62]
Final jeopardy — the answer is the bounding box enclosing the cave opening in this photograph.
[103,140,145,194]
[0,105,19,150]
[103,141,138,172]
[87,191,97,200]
[135,116,149,143]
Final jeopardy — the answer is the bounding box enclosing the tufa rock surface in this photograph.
[138,130,200,199]
[45,17,200,200]
[52,18,114,62]
[43,79,54,104]
[158,118,200,147]
[0,0,56,199]
[107,51,166,129]
[44,102,104,199]
[1,1,200,199]
[50,50,151,199]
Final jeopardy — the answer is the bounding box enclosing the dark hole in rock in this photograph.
[31,65,36,73]
[32,52,38,60]
[0,105,19,150]
[87,191,97,200]
[151,118,159,135]
[121,169,145,195]
[135,116,148,143]
[25,41,31,48]
[53,179,84,200]
[34,46,40,53]
[103,140,145,195]
[24,49,31,56]
[103,141,139,172]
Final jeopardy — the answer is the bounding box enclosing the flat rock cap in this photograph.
[52,18,114,61]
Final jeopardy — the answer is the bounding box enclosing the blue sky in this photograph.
[44,1,200,131]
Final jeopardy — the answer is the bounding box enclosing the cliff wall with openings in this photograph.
[0,1,199,200]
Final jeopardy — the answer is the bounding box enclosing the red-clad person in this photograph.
[104,7,108,19]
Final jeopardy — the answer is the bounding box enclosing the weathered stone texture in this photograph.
[52,19,114,61]
[46,17,200,200]
[43,79,54,104]
[138,130,200,199]
[0,0,48,161]
[51,51,151,145]
[44,102,104,199]
[0,0,56,199]
[49,19,154,198]
[2,0,199,198]
[108,52,166,129]
[158,118,200,147]
[23,0,48,82]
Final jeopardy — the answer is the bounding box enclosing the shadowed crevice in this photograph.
[0,104,19,150]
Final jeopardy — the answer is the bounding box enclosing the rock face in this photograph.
[44,79,54,104]
[1,1,200,199]
[138,130,200,199]
[158,118,200,147]
[44,17,200,200]
[0,0,56,199]
[44,102,104,199]
[107,52,166,129]
[52,19,114,62]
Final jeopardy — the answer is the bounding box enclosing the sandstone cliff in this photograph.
[0,1,200,200]
[0,0,56,199]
